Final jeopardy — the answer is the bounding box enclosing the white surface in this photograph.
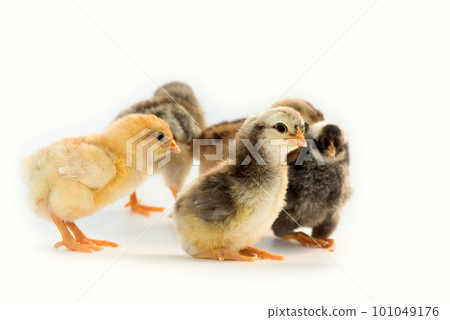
[1,0,449,303]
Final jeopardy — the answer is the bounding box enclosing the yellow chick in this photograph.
[173,107,307,261]
[22,114,180,253]
[115,82,206,216]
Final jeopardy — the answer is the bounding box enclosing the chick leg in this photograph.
[239,247,284,261]
[167,186,179,218]
[125,191,165,216]
[51,213,99,253]
[169,186,179,198]
[194,248,257,262]
[66,222,119,248]
[283,232,335,252]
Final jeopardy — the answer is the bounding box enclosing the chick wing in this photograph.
[58,143,116,190]
[179,172,236,221]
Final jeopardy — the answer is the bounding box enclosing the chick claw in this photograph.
[283,232,335,252]
[125,192,165,217]
[194,248,257,262]
[239,247,284,261]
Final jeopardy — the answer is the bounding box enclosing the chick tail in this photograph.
[20,154,51,219]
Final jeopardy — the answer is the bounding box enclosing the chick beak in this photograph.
[168,139,181,153]
[323,141,336,157]
[294,129,307,147]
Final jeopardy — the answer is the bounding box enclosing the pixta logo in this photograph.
[126,129,173,175]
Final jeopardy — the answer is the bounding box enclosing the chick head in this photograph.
[153,81,195,101]
[271,98,324,126]
[307,121,348,161]
[105,114,181,161]
[238,106,307,165]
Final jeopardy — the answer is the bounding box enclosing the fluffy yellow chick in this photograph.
[116,82,206,216]
[22,114,180,253]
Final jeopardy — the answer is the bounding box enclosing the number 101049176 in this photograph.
[373,306,439,317]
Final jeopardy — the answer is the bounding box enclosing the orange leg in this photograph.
[169,186,179,198]
[194,248,257,262]
[51,213,100,253]
[283,232,335,252]
[167,186,179,218]
[66,222,119,248]
[239,247,284,261]
[125,191,165,216]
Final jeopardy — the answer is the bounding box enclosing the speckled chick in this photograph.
[22,114,180,252]
[173,107,307,261]
[272,121,352,251]
[196,98,323,175]
[195,118,246,174]
[116,81,206,215]
[271,98,324,125]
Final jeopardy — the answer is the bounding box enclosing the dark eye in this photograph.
[157,133,164,141]
[275,123,287,133]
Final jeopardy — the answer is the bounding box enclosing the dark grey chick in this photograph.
[272,121,352,251]
[115,81,206,216]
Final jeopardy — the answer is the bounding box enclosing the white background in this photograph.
[1,0,449,307]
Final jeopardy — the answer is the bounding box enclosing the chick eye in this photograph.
[275,123,287,133]
[156,133,164,141]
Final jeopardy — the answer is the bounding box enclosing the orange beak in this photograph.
[323,141,336,157]
[294,129,307,147]
[287,129,307,147]
[168,139,181,153]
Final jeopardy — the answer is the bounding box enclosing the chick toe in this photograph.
[283,232,335,252]
[194,249,257,262]
[54,240,98,253]
[82,239,119,248]
[125,192,165,217]
[239,247,284,261]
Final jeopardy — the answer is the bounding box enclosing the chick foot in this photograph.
[239,247,284,261]
[125,192,165,216]
[66,221,119,248]
[54,239,100,252]
[194,248,257,262]
[51,213,101,253]
[283,232,335,251]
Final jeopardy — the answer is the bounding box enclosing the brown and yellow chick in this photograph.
[196,98,323,174]
[173,107,307,261]
[22,114,180,252]
[271,98,324,125]
[196,118,245,175]
[116,81,206,216]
